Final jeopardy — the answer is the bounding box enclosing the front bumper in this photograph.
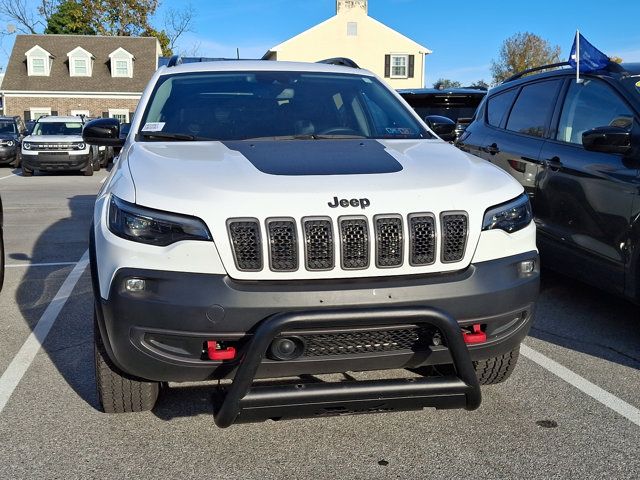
[93,249,539,382]
[0,145,18,164]
[22,152,90,171]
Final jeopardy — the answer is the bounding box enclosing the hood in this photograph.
[24,135,82,143]
[126,138,523,280]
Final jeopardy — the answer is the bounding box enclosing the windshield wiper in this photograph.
[243,134,366,141]
[139,131,208,141]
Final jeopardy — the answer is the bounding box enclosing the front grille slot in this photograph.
[301,326,438,356]
[303,218,334,271]
[339,217,369,270]
[267,218,298,271]
[409,214,436,265]
[441,213,468,263]
[227,219,262,271]
[375,215,403,268]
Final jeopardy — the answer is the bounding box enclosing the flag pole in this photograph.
[576,29,580,83]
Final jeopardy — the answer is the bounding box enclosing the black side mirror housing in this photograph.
[83,118,124,147]
[425,115,456,142]
[582,126,631,155]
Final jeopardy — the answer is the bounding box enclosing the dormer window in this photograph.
[67,47,94,77]
[25,45,53,76]
[109,47,134,78]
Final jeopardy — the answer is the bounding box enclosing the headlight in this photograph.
[23,142,31,150]
[108,195,211,246]
[74,142,86,150]
[482,193,532,233]
[6,140,14,147]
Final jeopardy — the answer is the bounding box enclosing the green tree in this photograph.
[491,32,561,84]
[433,78,462,90]
[79,0,159,36]
[45,1,94,35]
[469,79,489,89]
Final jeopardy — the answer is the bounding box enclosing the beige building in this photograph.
[263,0,431,89]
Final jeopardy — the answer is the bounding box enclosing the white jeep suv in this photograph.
[84,57,539,427]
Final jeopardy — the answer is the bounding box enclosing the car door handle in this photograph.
[543,156,562,171]
[485,143,499,155]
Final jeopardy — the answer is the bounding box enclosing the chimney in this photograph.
[336,0,368,15]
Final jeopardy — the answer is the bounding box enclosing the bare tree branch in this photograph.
[164,2,195,52]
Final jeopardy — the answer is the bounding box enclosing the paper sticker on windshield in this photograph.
[385,127,414,135]
[142,122,165,132]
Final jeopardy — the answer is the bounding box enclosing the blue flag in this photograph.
[568,33,610,72]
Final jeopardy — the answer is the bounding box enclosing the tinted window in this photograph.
[0,121,16,134]
[506,80,561,137]
[487,89,517,127]
[557,79,633,144]
[33,122,83,135]
[401,93,485,122]
[141,72,430,141]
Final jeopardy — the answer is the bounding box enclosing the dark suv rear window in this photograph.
[487,89,517,127]
[506,80,561,138]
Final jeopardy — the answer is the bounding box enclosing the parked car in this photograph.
[0,194,4,291]
[21,115,101,176]
[0,115,27,168]
[84,57,538,425]
[398,88,487,140]
[25,121,36,135]
[457,61,640,304]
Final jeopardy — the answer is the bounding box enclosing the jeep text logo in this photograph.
[328,196,370,209]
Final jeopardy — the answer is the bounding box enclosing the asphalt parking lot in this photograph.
[0,168,639,479]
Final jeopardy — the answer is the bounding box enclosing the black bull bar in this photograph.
[213,306,482,428]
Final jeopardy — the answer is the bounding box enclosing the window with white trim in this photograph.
[25,45,52,76]
[30,107,51,120]
[109,109,130,123]
[71,110,90,118]
[67,47,94,77]
[390,54,408,78]
[109,48,134,78]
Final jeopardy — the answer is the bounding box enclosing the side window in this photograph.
[506,80,561,138]
[557,79,633,145]
[486,89,517,127]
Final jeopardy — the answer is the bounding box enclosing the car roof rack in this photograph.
[503,60,628,83]
[316,57,360,68]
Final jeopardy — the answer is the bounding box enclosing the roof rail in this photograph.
[316,57,360,68]
[167,55,183,67]
[503,62,571,83]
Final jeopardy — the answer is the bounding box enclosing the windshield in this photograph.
[33,122,83,136]
[0,121,16,134]
[139,71,431,141]
[400,94,485,122]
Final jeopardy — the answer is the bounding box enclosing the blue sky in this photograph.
[2,0,640,86]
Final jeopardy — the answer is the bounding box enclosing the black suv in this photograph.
[0,116,27,168]
[458,62,640,303]
[399,88,486,140]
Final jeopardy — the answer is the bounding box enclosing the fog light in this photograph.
[268,337,303,361]
[125,278,146,292]
[518,260,536,274]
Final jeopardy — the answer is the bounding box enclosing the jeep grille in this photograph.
[227,219,262,271]
[226,212,468,273]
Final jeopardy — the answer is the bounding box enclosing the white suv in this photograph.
[84,57,539,427]
[21,115,99,176]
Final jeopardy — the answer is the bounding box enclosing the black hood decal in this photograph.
[222,139,402,176]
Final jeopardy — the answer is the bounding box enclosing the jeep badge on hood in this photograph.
[328,196,371,209]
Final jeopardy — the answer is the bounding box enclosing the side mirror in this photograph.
[425,115,456,141]
[83,118,124,147]
[582,126,631,155]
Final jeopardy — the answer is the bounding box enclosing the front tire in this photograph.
[473,346,520,385]
[94,312,160,413]
[83,159,94,176]
[21,163,33,177]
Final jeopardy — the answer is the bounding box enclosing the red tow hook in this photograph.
[206,341,236,361]
[462,324,487,344]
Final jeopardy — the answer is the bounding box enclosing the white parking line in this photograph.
[6,261,78,268]
[521,344,640,427]
[0,250,89,414]
[0,173,20,181]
